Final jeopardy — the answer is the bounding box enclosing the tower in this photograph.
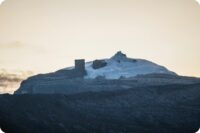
[75,59,86,76]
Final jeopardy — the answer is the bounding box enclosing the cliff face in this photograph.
[1,83,200,133]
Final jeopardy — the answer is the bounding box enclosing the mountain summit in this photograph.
[111,51,127,60]
[83,51,176,79]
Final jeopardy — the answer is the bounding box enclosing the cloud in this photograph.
[0,72,23,83]
[0,73,22,94]
[0,41,24,49]
[0,69,33,94]
[0,41,45,54]
[0,69,33,81]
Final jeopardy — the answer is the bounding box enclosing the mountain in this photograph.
[1,52,200,133]
[14,51,200,94]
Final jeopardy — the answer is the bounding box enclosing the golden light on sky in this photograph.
[0,0,200,77]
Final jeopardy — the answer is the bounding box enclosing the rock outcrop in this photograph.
[92,60,107,69]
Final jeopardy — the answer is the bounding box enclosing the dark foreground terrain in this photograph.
[0,84,200,133]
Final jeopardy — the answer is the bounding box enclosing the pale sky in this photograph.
[0,0,200,77]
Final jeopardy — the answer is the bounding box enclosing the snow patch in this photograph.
[83,51,175,79]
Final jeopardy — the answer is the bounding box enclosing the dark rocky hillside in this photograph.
[1,83,200,133]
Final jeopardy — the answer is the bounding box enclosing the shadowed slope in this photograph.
[1,83,200,133]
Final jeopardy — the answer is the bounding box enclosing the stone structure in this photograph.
[75,59,86,77]
[92,60,107,69]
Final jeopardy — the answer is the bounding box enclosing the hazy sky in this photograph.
[0,0,200,77]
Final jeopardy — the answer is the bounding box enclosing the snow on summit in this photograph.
[69,51,175,79]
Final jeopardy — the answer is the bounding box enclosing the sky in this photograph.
[0,0,200,77]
